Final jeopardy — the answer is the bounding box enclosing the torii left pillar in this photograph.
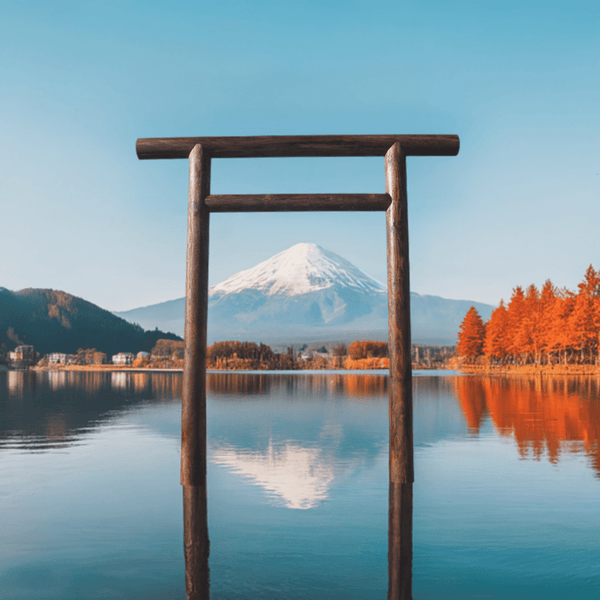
[181,144,211,600]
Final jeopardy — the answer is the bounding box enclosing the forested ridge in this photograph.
[457,265,600,366]
[0,287,181,356]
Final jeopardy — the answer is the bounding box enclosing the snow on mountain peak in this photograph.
[210,243,385,297]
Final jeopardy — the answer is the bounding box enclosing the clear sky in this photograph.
[2,0,598,311]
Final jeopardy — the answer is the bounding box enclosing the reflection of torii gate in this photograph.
[136,134,459,600]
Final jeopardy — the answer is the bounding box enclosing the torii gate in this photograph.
[136,134,460,600]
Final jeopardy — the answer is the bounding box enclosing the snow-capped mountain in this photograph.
[211,243,384,297]
[209,243,387,332]
[115,243,495,345]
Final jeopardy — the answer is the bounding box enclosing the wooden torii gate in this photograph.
[136,134,460,600]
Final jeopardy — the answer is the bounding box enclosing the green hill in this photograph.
[0,287,182,357]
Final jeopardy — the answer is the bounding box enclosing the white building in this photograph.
[112,352,135,365]
[47,353,68,365]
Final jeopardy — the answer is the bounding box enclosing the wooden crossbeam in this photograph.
[204,193,391,213]
[136,134,459,160]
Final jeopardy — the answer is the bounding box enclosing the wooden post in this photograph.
[385,142,414,600]
[181,143,211,599]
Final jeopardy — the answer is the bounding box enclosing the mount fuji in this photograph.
[115,243,494,345]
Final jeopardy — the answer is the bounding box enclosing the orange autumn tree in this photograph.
[569,265,600,363]
[484,301,509,363]
[537,279,558,363]
[457,306,486,363]
[548,288,577,364]
[506,286,526,361]
[465,264,600,367]
[347,340,388,359]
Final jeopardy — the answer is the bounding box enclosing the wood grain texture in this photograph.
[205,193,391,212]
[385,142,414,485]
[136,134,459,160]
[181,144,211,487]
[388,482,413,600]
[183,484,210,599]
[386,142,414,599]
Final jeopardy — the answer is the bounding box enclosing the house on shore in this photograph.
[9,345,37,367]
[46,353,75,365]
[112,352,135,366]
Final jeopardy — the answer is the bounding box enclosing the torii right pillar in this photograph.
[386,142,414,600]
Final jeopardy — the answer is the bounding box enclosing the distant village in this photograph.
[1,344,148,369]
[0,340,455,371]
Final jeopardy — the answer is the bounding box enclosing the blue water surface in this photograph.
[0,370,598,599]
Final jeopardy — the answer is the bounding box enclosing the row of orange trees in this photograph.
[457,265,600,365]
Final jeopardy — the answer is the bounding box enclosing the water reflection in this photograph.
[207,371,387,398]
[0,371,182,453]
[2,371,599,599]
[207,373,388,510]
[7,370,35,395]
[2,371,599,481]
[453,376,600,476]
[47,370,67,390]
[211,440,335,509]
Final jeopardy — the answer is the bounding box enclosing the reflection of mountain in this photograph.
[210,440,335,509]
[207,373,390,510]
[452,376,600,477]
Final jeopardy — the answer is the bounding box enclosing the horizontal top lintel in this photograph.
[204,193,391,213]
[136,134,459,160]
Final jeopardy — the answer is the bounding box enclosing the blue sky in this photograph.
[1,0,598,311]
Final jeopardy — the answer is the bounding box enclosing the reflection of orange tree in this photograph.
[452,377,488,432]
[452,377,600,476]
[207,373,271,395]
[338,374,387,398]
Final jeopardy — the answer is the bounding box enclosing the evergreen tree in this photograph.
[484,301,509,362]
[507,286,526,362]
[457,306,486,363]
[570,267,600,362]
[548,289,576,364]
[516,284,541,363]
[538,280,557,363]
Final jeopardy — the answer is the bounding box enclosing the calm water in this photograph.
[0,370,599,599]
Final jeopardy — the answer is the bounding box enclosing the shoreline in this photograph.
[32,365,183,373]
[26,364,600,376]
[30,364,443,373]
[458,364,600,376]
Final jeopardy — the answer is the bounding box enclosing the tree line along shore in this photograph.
[28,339,455,371]
[456,265,600,374]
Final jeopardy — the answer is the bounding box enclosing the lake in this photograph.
[0,370,599,599]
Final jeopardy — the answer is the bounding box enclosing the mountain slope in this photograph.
[211,243,384,297]
[209,243,386,331]
[116,243,495,345]
[0,287,181,356]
